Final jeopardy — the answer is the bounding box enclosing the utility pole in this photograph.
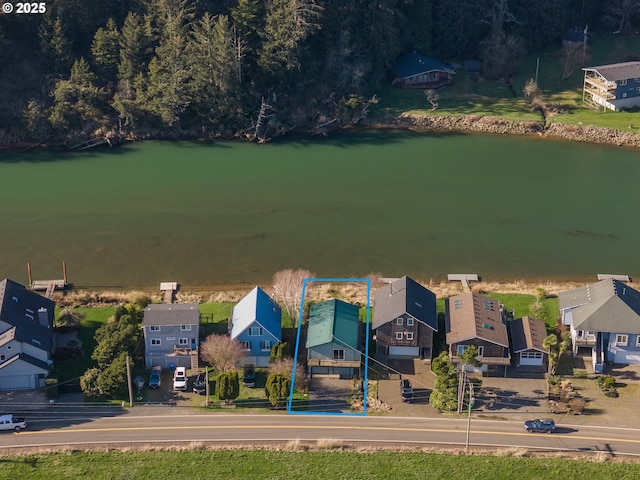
[465,382,474,451]
[125,356,133,408]
[205,366,210,407]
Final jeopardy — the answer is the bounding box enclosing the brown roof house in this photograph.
[372,276,437,361]
[509,316,548,371]
[445,293,510,375]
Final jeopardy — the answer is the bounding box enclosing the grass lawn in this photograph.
[485,293,559,331]
[2,449,639,479]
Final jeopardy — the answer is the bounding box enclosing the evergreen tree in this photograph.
[91,18,121,81]
[216,371,240,403]
[39,16,74,75]
[265,373,291,408]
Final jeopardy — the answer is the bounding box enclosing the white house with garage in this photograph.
[0,278,55,390]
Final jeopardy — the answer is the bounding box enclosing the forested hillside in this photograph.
[0,0,632,146]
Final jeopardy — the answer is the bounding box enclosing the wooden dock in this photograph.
[160,282,178,304]
[28,261,69,298]
[447,273,479,292]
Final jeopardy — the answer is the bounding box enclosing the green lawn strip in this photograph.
[485,293,558,331]
[2,450,638,479]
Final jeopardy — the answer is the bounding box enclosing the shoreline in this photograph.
[55,278,640,307]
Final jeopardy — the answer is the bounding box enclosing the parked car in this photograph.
[524,418,556,433]
[400,379,414,403]
[193,373,206,395]
[243,364,256,388]
[149,366,162,389]
[173,366,188,391]
[0,414,27,432]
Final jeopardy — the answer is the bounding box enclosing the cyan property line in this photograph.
[287,277,371,416]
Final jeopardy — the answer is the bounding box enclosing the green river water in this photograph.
[0,130,638,289]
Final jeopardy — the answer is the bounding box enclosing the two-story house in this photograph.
[372,276,437,361]
[583,61,640,111]
[143,303,199,370]
[445,292,510,375]
[559,278,640,373]
[306,299,361,378]
[230,286,282,367]
[0,278,55,390]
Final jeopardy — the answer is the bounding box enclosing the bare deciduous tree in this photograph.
[200,334,246,374]
[272,269,314,326]
[603,0,640,33]
[425,89,439,110]
[561,44,586,81]
[268,358,308,392]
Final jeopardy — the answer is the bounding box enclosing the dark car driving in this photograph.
[524,418,556,433]
[400,379,414,403]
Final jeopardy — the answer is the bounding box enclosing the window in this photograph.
[151,338,161,346]
[250,327,263,336]
[395,332,403,340]
[242,341,250,350]
[636,336,640,348]
[166,337,176,341]
[178,338,188,345]
[396,317,404,325]
[0,354,5,362]
[636,87,640,94]
[260,340,271,351]
[407,318,414,326]
[406,332,414,340]
[454,299,463,309]
[333,349,345,360]
[180,325,191,331]
[616,334,628,346]
[457,345,469,355]
[477,346,484,357]
[149,325,160,332]
[620,79,627,86]
[521,352,543,359]
[623,93,628,98]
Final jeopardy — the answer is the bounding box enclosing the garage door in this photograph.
[519,352,543,366]
[0,375,33,390]
[389,346,419,357]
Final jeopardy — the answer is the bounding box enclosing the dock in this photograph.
[597,273,631,282]
[160,282,178,304]
[447,273,479,292]
[28,261,69,298]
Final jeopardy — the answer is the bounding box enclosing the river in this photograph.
[0,130,638,289]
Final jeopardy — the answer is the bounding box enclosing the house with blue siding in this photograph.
[583,61,640,111]
[231,287,282,367]
[559,279,640,373]
[306,299,361,378]
[143,303,199,370]
[0,279,55,390]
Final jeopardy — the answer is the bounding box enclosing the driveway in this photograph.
[306,377,352,413]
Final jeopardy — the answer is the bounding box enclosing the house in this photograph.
[306,299,361,378]
[391,51,455,89]
[143,303,199,369]
[582,61,640,111]
[445,292,510,374]
[372,276,437,361]
[509,316,548,370]
[558,278,640,373]
[0,278,55,390]
[230,286,282,367]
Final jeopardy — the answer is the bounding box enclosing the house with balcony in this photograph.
[558,278,640,373]
[372,276,437,361]
[143,303,199,370]
[0,279,55,390]
[230,286,282,367]
[445,292,510,375]
[306,299,361,378]
[582,61,640,111]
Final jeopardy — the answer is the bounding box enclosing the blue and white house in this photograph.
[231,287,282,367]
[583,61,640,111]
[559,278,640,373]
[143,303,199,369]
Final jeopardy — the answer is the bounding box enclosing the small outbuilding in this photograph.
[509,316,548,369]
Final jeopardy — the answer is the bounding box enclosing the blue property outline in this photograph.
[287,277,371,416]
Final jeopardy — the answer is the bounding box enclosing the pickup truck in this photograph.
[0,414,27,432]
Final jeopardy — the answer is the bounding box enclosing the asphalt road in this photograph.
[2,410,640,457]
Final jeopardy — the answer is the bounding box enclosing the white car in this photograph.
[172,367,188,391]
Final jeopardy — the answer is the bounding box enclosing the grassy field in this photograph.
[2,448,639,479]
[371,33,640,131]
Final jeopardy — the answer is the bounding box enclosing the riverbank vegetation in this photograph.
[2,1,640,148]
[2,446,640,478]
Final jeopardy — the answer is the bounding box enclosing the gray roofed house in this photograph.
[143,303,200,370]
[509,316,548,370]
[582,61,640,111]
[559,279,640,372]
[0,278,55,390]
[372,276,437,361]
[445,292,510,374]
[391,51,455,89]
